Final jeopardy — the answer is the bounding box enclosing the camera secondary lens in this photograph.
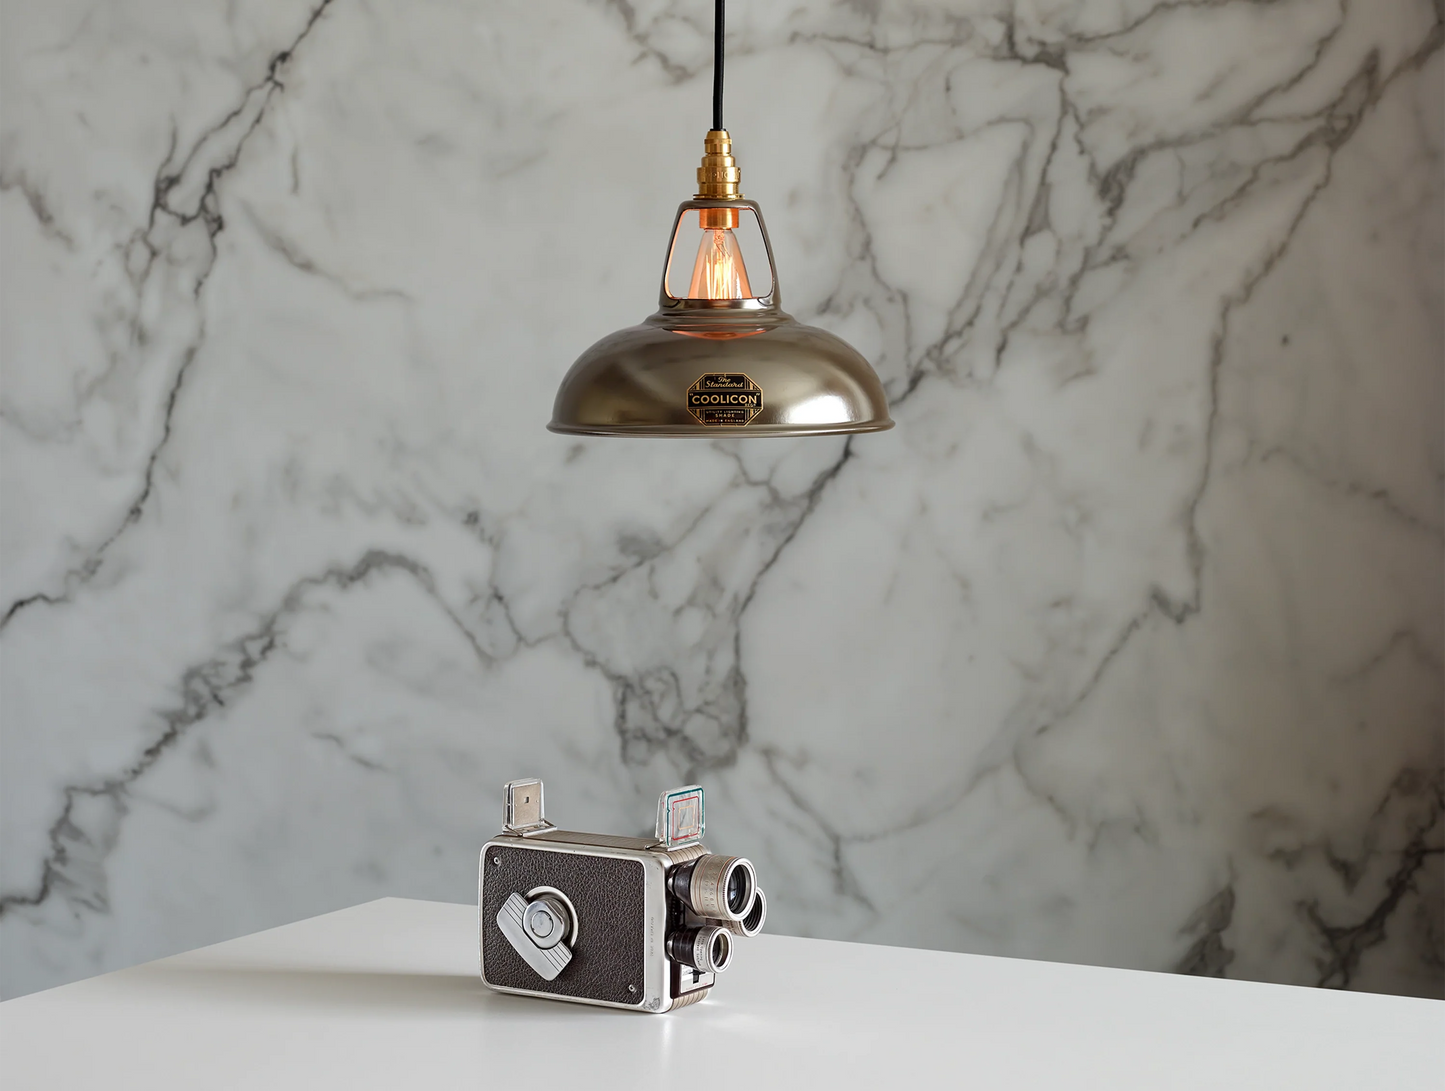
[667,925,732,974]
[742,887,765,932]
[723,887,766,937]
[669,855,757,922]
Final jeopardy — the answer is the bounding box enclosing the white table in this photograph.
[2,898,1439,1088]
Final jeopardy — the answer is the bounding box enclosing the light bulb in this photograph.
[688,226,752,299]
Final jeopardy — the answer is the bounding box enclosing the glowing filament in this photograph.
[688,228,753,300]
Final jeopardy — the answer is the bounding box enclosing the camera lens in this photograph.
[709,929,730,971]
[726,868,748,914]
[668,854,757,922]
[723,887,766,937]
[667,925,732,974]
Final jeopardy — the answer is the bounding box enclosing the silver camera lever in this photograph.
[497,891,573,981]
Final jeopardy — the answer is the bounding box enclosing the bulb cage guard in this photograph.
[661,199,776,313]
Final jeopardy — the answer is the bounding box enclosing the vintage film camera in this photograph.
[478,779,766,1011]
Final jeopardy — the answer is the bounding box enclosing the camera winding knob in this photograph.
[522,894,570,950]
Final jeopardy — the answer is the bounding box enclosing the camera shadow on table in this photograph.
[122,961,649,1020]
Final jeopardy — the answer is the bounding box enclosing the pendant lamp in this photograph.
[548,0,893,437]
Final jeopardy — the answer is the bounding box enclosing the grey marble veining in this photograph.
[1,0,1440,999]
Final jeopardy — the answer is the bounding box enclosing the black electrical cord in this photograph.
[712,0,725,131]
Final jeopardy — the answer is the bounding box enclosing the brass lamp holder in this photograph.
[696,130,743,202]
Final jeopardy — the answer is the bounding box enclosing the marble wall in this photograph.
[2,0,1441,1000]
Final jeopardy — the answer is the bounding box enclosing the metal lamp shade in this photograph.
[549,200,893,438]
